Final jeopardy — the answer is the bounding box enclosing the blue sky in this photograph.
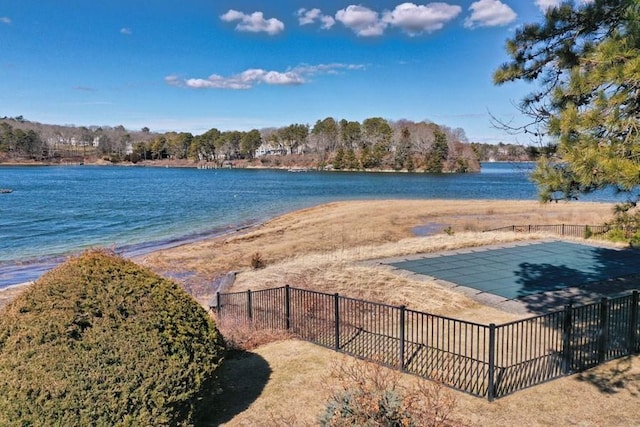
[0,1,567,143]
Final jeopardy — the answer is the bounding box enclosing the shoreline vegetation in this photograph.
[0,116,542,174]
[0,157,532,173]
[2,199,639,425]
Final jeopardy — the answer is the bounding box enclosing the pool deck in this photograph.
[376,239,640,315]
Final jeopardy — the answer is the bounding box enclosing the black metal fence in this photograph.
[484,224,611,239]
[214,287,639,400]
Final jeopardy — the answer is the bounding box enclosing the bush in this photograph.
[250,252,266,269]
[319,359,465,427]
[0,250,225,426]
[215,313,291,352]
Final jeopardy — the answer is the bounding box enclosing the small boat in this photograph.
[0,189,13,194]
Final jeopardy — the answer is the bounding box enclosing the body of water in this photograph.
[0,162,617,287]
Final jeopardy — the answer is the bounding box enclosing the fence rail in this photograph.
[214,286,639,400]
[484,224,611,239]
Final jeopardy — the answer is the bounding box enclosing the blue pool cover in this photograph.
[389,241,640,300]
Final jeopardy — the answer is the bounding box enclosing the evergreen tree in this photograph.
[240,129,262,159]
[424,128,449,173]
[345,147,360,169]
[494,0,640,202]
[360,146,378,169]
[333,146,345,170]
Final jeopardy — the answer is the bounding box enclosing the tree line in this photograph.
[0,116,486,172]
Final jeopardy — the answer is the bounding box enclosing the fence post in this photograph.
[334,293,340,351]
[487,323,496,401]
[562,302,573,374]
[247,289,253,321]
[562,224,565,235]
[399,305,406,371]
[216,292,221,317]
[285,285,291,330]
[598,297,609,364]
[630,291,639,354]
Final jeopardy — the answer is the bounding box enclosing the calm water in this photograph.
[0,162,616,287]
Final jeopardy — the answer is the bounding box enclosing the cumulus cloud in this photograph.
[464,0,517,28]
[166,63,365,90]
[120,27,132,35]
[382,2,462,36]
[335,5,387,37]
[0,17,11,25]
[335,3,464,37]
[297,8,335,29]
[220,9,284,35]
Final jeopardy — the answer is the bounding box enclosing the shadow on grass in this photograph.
[576,355,640,397]
[195,349,272,426]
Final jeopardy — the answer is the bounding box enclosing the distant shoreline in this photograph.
[0,158,534,172]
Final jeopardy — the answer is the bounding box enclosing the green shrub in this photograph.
[0,250,225,426]
[607,228,628,242]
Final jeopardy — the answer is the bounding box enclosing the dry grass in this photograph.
[211,340,640,427]
[231,231,552,322]
[2,199,636,425]
[319,356,465,426]
[141,199,633,426]
[137,199,615,309]
[215,313,293,352]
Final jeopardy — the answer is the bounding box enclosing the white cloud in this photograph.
[297,8,335,29]
[335,5,387,37]
[298,8,320,25]
[535,0,561,11]
[220,9,284,35]
[220,9,244,22]
[382,2,462,36]
[464,0,517,29]
[536,0,593,12]
[0,17,11,25]
[335,3,464,37]
[320,15,337,30]
[120,27,132,35]
[166,63,365,90]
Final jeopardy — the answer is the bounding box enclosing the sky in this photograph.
[0,0,571,143]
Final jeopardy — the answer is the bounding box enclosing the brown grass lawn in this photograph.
[137,199,635,426]
[2,199,637,425]
[209,340,640,427]
[137,199,617,316]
